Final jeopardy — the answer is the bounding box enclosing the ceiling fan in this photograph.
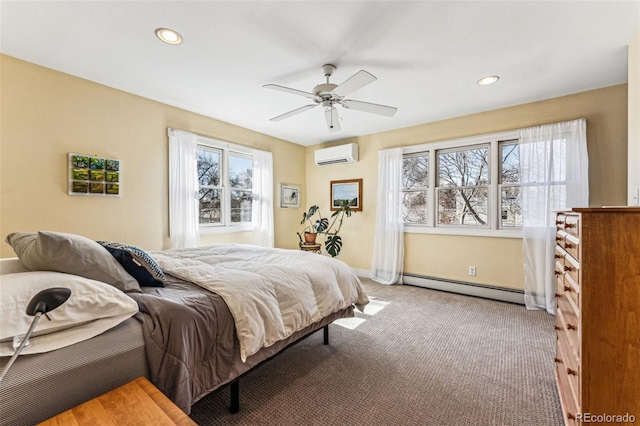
[264,64,398,133]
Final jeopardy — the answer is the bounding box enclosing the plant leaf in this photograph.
[325,235,342,257]
[315,217,329,232]
[307,205,318,217]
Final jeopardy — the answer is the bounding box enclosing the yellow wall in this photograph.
[0,55,306,257]
[1,55,629,291]
[306,85,628,289]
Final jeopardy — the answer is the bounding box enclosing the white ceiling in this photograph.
[1,1,638,146]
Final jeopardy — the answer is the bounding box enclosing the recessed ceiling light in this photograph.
[155,28,182,45]
[478,75,499,86]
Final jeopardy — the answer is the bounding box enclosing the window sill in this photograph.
[404,224,522,239]
[200,224,253,235]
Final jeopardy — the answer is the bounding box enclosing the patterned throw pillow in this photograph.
[96,241,166,287]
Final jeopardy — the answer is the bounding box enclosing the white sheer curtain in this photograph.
[370,147,404,285]
[520,118,588,313]
[251,149,274,248]
[168,128,200,249]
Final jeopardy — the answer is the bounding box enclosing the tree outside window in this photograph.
[437,145,489,226]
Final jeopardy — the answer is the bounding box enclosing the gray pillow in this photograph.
[5,231,141,293]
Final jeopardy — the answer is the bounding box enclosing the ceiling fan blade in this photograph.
[269,104,317,122]
[332,70,377,97]
[341,99,398,117]
[324,107,341,132]
[263,84,318,100]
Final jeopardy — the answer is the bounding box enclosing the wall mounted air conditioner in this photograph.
[314,143,359,166]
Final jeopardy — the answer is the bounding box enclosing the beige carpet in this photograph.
[189,279,563,425]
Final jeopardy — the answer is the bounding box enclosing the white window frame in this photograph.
[402,130,522,238]
[196,135,254,234]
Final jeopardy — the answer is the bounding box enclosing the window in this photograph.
[197,148,222,224]
[402,131,524,237]
[436,145,489,226]
[499,141,522,228]
[196,138,253,229]
[402,153,429,223]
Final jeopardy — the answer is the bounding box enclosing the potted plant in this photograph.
[298,205,328,244]
[297,202,354,257]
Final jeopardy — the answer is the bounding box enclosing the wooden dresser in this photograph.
[554,207,640,425]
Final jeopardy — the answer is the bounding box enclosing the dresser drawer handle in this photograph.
[564,265,573,272]
[566,323,577,331]
[555,220,563,225]
[554,325,563,331]
[567,367,578,376]
[564,223,576,229]
[554,357,563,364]
[567,412,576,420]
[555,293,561,298]
[554,254,563,259]
[554,271,562,276]
[555,236,563,242]
[563,285,572,292]
[565,243,573,249]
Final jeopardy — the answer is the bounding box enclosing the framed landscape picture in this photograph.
[330,179,362,211]
[280,184,300,208]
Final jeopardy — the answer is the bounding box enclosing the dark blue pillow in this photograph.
[96,241,166,287]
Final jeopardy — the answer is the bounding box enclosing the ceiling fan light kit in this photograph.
[264,64,397,132]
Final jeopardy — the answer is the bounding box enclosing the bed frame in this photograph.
[226,324,330,413]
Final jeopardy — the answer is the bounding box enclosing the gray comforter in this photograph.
[130,275,354,414]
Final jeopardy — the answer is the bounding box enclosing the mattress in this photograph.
[0,318,148,425]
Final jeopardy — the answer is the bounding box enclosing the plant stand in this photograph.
[300,243,322,254]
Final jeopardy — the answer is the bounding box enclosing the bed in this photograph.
[0,232,368,425]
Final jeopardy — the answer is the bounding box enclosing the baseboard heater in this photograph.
[402,273,524,305]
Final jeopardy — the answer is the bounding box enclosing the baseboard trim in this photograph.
[352,268,370,278]
[402,273,525,305]
[350,268,524,305]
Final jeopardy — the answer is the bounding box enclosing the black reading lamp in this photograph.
[0,287,71,383]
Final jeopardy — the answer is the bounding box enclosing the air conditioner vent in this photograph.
[314,143,358,166]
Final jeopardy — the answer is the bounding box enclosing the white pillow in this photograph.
[0,271,138,356]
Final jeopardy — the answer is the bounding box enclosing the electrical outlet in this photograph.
[469,266,476,276]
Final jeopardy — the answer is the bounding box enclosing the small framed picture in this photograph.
[330,179,363,211]
[69,153,121,197]
[280,184,300,208]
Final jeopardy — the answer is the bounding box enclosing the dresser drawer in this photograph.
[557,329,580,400]
[557,296,580,359]
[555,354,580,426]
[555,260,566,287]
[563,272,580,311]
[555,231,580,260]
[564,233,580,261]
[556,213,579,237]
[554,246,567,265]
[562,252,579,282]
[563,214,580,238]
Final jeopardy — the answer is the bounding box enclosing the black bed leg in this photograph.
[323,324,329,345]
[229,380,239,414]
